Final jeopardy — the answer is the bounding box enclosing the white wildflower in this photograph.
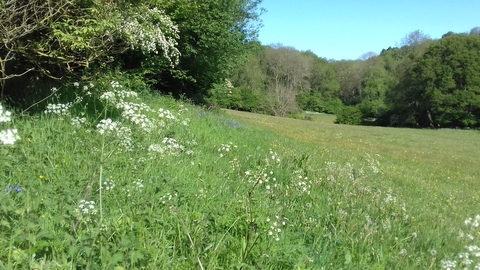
[96,119,119,135]
[78,200,96,215]
[0,129,20,145]
[44,103,73,115]
[71,117,86,128]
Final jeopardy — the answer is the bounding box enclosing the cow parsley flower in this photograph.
[96,119,120,135]
[0,104,12,123]
[0,103,20,145]
[102,178,115,191]
[78,200,96,215]
[44,103,73,115]
[0,129,20,145]
[71,117,87,128]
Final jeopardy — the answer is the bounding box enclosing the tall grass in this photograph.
[1,80,479,269]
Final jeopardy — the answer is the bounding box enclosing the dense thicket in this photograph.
[224,29,480,128]
[0,0,263,104]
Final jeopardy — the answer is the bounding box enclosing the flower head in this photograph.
[4,185,22,193]
[0,129,20,145]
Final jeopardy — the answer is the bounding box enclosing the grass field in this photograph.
[226,109,480,220]
[1,85,480,269]
[226,109,480,268]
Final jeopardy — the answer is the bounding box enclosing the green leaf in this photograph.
[345,250,352,265]
[110,252,124,265]
[130,250,143,264]
[68,246,79,257]
[0,219,10,229]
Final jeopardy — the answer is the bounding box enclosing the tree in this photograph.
[263,45,312,116]
[149,0,264,100]
[359,51,378,61]
[297,51,340,113]
[409,34,480,127]
[399,30,431,47]
[331,60,366,105]
[0,0,181,101]
[470,27,480,36]
[230,41,267,97]
[0,0,72,99]
[359,56,393,118]
[378,39,432,126]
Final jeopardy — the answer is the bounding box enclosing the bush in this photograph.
[295,93,344,115]
[208,84,261,112]
[335,105,363,125]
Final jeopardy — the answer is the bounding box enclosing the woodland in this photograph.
[219,29,480,128]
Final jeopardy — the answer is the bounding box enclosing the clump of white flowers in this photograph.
[96,119,133,151]
[120,7,180,66]
[0,103,20,145]
[293,171,311,194]
[71,117,87,128]
[161,137,184,155]
[44,102,73,116]
[96,119,121,135]
[78,200,96,215]
[102,178,115,191]
[158,108,176,120]
[75,200,97,223]
[217,142,237,157]
[117,102,155,132]
[147,138,185,157]
[441,215,480,269]
[99,81,138,104]
[266,215,287,241]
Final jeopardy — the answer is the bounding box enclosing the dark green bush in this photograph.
[335,105,363,125]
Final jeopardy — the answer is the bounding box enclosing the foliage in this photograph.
[0,0,182,103]
[262,45,312,116]
[1,0,263,107]
[230,45,342,116]
[148,0,264,99]
[334,105,363,125]
[399,30,431,47]
[0,0,72,99]
[408,34,480,128]
[306,53,339,97]
[331,60,366,105]
[377,44,430,127]
[296,92,343,114]
[207,79,262,111]
[225,28,480,129]
[230,41,268,95]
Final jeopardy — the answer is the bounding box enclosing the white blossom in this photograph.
[120,8,180,66]
[0,129,20,145]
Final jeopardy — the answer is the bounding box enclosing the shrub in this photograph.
[335,105,363,125]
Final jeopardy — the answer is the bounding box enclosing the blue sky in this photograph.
[257,0,480,60]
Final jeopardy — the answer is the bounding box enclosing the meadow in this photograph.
[1,81,479,269]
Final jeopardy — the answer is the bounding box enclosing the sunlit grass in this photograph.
[226,109,480,211]
[227,108,480,265]
[1,83,479,269]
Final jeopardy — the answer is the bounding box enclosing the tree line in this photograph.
[213,29,480,128]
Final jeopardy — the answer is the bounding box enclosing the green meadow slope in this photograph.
[1,91,479,269]
[227,109,480,218]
